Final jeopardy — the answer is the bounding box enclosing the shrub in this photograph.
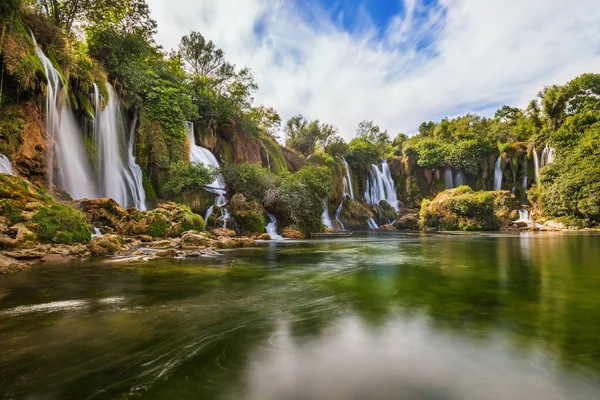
[32,204,91,244]
[230,193,266,233]
[221,161,277,201]
[164,161,217,197]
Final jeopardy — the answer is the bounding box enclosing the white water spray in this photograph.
[342,157,355,199]
[444,169,454,189]
[516,209,531,223]
[322,199,334,229]
[367,218,379,230]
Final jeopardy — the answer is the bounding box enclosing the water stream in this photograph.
[0,154,15,175]
[265,213,283,240]
[494,156,503,190]
[364,160,399,211]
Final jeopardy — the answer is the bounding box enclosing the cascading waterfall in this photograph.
[93,84,146,210]
[260,141,271,171]
[186,122,229,227]
[516,209,531,223]
[454,170,465,187]
[0,154,15,175]
[335,200,345,231]
[363,160,399,211]
[342,157,355,199]
[33,35,96,199]
[266,213,283,240]
[366,218,379,230]
[322,199,333,229]
[533,144,555,183]
[444,168,454,189]
[494,157,503,190]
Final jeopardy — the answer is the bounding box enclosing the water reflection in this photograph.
[0,232,599,399]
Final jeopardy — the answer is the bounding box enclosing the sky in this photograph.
[146,0,600,140]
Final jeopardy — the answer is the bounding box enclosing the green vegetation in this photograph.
[420,186,519,231]
[164,161,217,197]
[33,204,91,244]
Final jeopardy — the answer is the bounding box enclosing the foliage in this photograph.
[284,114,340,156]
[420,187,517,231]
[230,193,266,233]
[33,204,91,244]
[537,122,600,227]
[164,161,217,197]
[220,161,277,201]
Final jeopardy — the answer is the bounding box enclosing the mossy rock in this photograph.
[32,204,91,244]
[339,198,374,230]
[419,186,519,231]
[230,193,266,233]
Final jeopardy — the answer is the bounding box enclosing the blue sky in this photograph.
[148,0,600,139]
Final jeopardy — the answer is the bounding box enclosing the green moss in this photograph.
[0,105,26,156]
[141,170,157,204]
[76,91,95,120]
[32,204,91,244]
[147,213,168,237]
[179,206,205,233]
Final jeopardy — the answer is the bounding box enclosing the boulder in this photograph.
[181,231,212,249]
[215,237,256,249]
[395,214,419,230]
[146,239,180,249]
[0,253,25,274]
[282,227,304,239]
[89,234,126,256]
[213,228,237,238]
[544,220,566,230]
[255,233,271,240]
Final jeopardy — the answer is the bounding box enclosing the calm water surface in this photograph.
[1,231,600,399]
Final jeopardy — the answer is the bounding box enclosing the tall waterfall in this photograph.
[533,145,555,183]
[186,122,229,226]
[322,199,334,229]
[363,160,399,211]
[522,157,528,193]
[444,169,454,189]
[494,157,503,190]
[93,84,146,209]
[334,200,345,231]
[266,213,283,240]
[0,154,15,175]
[260,141,271,171]
[33,35,96,199]
[342,157,355,199]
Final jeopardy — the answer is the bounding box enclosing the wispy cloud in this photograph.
[147,0,600,139]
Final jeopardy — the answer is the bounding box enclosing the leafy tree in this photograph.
[220,161,277,201]
[164,161,217,196]
[179,32,234,86]
[284,115,338,156]
[356,120,389,145]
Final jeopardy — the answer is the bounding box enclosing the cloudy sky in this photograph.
[146,0,600,140]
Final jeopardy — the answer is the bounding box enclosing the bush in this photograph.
[230,193,266,233]
[32,204,92,244]
[164,161,217,197]
[420,187,517,231]
[221,161,277,201]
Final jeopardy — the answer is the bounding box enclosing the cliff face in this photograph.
[0,102,47,186]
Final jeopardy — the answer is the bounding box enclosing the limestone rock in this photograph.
[395,214,419,230]
[0,253,25,274]
[89,234,126,256]
[544,220,566,230]
[146,239,180,249]
[282,227,304,239]
[255,233,271,240]
[213,228,237,238]
[181,231,212,249]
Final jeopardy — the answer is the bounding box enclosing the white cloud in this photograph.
[147,0,600,140]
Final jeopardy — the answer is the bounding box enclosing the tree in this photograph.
[178,31,235,87]
[164,161,217,197]
[284,115,338,156]
[356,120,389,145]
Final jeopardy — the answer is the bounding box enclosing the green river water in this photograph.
[1,231,600,399]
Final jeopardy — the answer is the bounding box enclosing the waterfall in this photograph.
[494,157,503,190]
[93,84,146,210]
[186,122,230,225]
[204,205,214,223]
[367,218,379,230]
[266,213,283,240]
[516,209,531,223]
[322,199,334,229]
[92,227,102,238]
[533,147,540,183]
[454,170,465,187]
[0,154,15,175]
[342,157,355,199]
[186,122,226,194]
[260,141,271,171]
[363,160,399,211]
[33,34,96,199]
[335,199,345,231]
[444,168,454,189]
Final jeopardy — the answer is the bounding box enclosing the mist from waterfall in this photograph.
[363,160,399,211]
[33,35,96,199]
[93,84,146,210]
[0,154,15,175]
[494,157,503,190]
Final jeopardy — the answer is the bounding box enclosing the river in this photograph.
[1,232,600,399]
